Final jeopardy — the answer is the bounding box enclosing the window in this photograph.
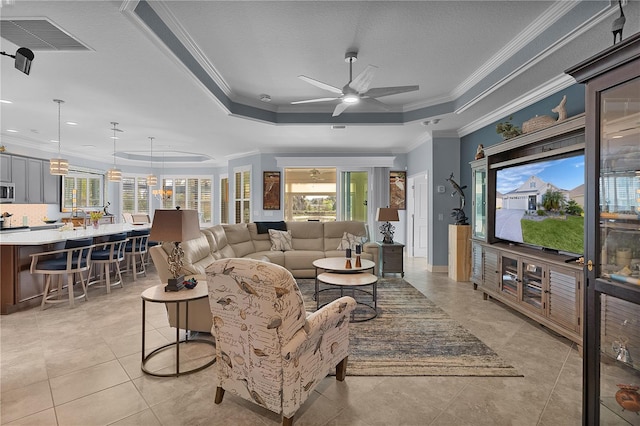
[158,176,213,223]
[62,171,104,212]
[220,175,229,224]
[284,168,336,222]
[122,176,150,214]
[234,168,251,223]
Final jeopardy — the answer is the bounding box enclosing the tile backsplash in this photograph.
[0,204,63,227]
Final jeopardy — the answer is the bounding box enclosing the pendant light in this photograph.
[106,122,122,182]
[49,99,69,175]
[147,137,157,186]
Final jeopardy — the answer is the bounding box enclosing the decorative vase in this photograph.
[615,384,640,413]
[92,220,99,229]
[355,255,361,268]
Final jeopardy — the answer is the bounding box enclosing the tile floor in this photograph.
[0,257,590,425]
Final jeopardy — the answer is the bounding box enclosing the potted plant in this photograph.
[89,211,103,228]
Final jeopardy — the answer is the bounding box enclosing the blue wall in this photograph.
[459,83,586,220]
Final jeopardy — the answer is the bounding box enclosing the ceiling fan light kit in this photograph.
[292,50,419,117]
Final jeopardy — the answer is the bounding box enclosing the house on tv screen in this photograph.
[498,176,584,212]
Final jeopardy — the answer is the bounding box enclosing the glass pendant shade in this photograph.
[50,158,69,175]
[107,168,122,182]
[147,174,157,186]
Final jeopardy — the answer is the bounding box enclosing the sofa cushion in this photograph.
[206,225,235,259]
[286,221,324,251]
[337,231,367,250]
[222,223,255,258]
[269,229,293,251]
[162,234,214,276]
[284,250,326,272]
[248,223,272,253]
[323,220,369,252]
[255,221,287,234]
[246,250,285,267]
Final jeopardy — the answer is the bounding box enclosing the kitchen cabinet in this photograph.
[0,154,11,182]
[11,156,27,203]
[566,32,640,425]
[42,162,59,204]
[27,159,42,203]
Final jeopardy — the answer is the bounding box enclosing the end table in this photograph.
[376,241,404,277]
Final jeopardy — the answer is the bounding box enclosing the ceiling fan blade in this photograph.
[362,97,391,111]
[291,97,340,105]
[349,65,378,93]
[332,102,351,117]
[298,75,343,94]
[363,85,419,98]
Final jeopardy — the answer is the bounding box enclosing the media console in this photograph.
[470,114,586,348]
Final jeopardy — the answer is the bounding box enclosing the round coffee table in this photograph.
[317,271,378,322]
[140,283,216,377]
[312,257,375,274]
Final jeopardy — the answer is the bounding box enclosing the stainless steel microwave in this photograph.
[0,182,15,203]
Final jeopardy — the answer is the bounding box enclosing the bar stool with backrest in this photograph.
[87,232,128,293]
[30,237,94,309]
[125,229,149,280]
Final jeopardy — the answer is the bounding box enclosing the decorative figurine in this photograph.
[446,173,469,225]
[611,0,626,45]
[474,144,485,160]
[615,384,640,414]
[522,95,567,133]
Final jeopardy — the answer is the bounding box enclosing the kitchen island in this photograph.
[0,223,150,314]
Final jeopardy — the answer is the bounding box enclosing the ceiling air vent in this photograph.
[0,19,89,51]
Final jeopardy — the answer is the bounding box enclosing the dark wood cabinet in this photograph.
[566,32,640,425]
[376,241,404,277]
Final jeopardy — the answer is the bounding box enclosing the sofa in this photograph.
[150,220,379,332]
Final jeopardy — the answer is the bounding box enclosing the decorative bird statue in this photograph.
[611,0,626,45]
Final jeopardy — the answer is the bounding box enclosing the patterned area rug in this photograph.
[297,278,521,377]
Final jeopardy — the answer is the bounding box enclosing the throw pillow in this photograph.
[255,221,287,234]
[269,229,294,251]
[337,232,367,250]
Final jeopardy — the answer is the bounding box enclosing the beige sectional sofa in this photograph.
[150,220,379,332]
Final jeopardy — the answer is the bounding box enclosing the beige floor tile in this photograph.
[104,329,168,359]
[0,356,49,393]
[0,380,53,424]
[3,408,57,426]
[108,408,161,426]
[50,359,130,405]
[118,352,145,381]
[54,382,148,426]
[45,341,116,379]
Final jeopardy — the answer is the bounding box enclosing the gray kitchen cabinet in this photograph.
[42,162,60,204]
[0,154,11,182]
[27,159,43,203]
[11,156,27,203]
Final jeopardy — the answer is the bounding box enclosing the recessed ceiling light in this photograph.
[0,99,13,104]
[66,121,78,126]
[82,144,95,148]
[259,94,271,102]
[612,135,623,139]
[331,125,346,130]
[6,129,18,133]
[50,139,58,143]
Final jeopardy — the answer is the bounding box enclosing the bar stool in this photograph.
[30,237,94,309]
[87,232,127,293]
[125,229,149,280]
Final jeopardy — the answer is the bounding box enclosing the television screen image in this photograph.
[495,153,585,255]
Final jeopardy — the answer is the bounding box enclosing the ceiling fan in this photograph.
[292,51,419,117]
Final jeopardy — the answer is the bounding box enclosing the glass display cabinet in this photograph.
[567,33,640,424]
[470,158,487,241]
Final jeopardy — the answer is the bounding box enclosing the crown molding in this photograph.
[457,73,576,137]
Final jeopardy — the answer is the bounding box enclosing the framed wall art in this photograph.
[263,171,281,210]
[389,171,406,210]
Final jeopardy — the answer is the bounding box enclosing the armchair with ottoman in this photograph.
[149,220,378,332]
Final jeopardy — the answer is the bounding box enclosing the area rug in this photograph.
[297,278,521,377]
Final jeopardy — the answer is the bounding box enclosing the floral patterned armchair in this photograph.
[205,258,356,426]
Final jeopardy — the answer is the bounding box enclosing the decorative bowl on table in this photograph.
[42,219,58,224]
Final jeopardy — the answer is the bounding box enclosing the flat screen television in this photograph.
[494,151,585,255]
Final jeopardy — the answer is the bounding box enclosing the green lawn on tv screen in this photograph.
[520,215,584,254]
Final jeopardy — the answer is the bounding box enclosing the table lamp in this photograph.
[149,207,201,291]
[376,207,399,244]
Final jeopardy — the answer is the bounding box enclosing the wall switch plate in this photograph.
[438,213,443,221]
[437,185,445,193]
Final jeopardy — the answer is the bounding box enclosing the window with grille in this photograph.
[122,176,150,214]
[234,168,251,223]
[157,176,213,223]
[62,171,104,212]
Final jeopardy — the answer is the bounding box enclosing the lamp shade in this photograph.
[376,207,399,222]
[149,208,201,243]
[49,158,69,175]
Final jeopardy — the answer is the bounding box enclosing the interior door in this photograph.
[340,171,368,223]
[411,174,428,258]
